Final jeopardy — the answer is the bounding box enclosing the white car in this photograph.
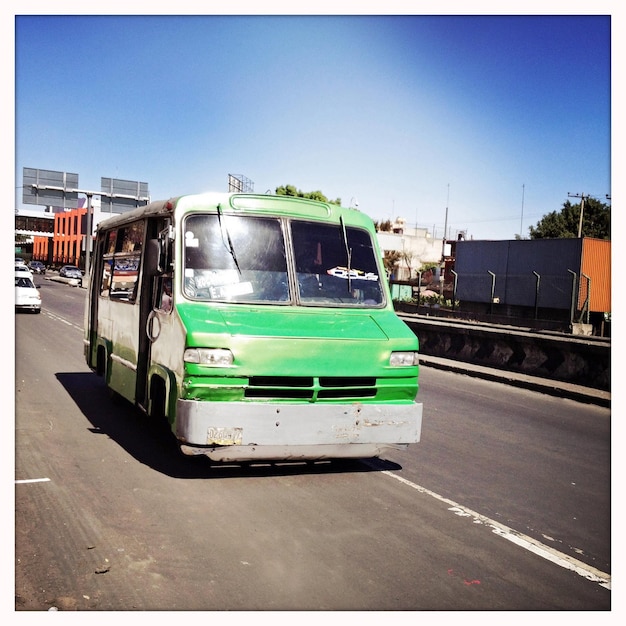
[15,264,34,280]
[15,274,41,313]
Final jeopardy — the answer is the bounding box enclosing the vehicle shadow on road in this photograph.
[56,371,403,479]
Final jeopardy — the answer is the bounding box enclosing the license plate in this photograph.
[206,427,243,446]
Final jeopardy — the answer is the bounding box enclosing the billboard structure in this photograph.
[22,168,80,208]
[100,178,150,214]
[22,168,150,213]
[228,174,254,193]
[23,167,151,281]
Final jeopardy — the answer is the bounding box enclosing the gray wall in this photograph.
[455,239,583,310]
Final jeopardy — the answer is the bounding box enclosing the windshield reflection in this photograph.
[182,214,384,307]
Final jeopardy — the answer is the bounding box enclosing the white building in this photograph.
[376,217,447,280]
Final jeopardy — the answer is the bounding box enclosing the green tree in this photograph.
[374,219,393,232]
[528,197,610,239]
[400,250,415,278]
[275,184,341,205]
[383,250,401,277]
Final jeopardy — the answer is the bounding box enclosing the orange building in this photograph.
[32,207,89,269]
[32,236,50,263]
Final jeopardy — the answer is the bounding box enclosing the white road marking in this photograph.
[43,310,82,332]
[380,469,611,590]
[15,478,51,484]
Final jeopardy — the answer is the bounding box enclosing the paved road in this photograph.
[13,279,611,610]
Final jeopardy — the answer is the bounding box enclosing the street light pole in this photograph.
[84,192,93,286]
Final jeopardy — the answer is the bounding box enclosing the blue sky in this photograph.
[10,7,615,241]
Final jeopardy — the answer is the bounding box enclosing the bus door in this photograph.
[85,236,106,370]
[136,219,172,411]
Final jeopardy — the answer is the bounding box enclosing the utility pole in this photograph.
[519,185,526,239]
[440,184,449,297]
[441,184,449,263]
[568,192,587,238]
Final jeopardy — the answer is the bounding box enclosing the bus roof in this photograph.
[95,192,372,232]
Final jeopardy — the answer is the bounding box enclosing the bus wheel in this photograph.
[150,377,167,421]
[96,346,107,377]
[149,377,174,442]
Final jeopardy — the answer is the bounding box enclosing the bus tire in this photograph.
[96,346,107,377]
[149,376,167,421]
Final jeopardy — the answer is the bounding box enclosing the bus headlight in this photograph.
[184,348,234,366]
[389,351,419,367]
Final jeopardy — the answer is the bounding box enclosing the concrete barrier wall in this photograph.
[397,314,610,391]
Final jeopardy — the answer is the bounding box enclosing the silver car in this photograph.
[59,265,83,284]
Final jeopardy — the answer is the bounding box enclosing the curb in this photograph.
[46,275,83,287]
[420,355,610,408]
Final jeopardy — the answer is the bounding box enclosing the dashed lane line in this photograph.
[44,310,82,332]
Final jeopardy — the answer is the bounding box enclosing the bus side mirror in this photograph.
[146,239,164,276]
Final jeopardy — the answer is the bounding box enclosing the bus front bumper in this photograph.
[176,399,422,462]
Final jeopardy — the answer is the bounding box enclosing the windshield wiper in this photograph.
[216,203,242,275]
[340,215,353,293]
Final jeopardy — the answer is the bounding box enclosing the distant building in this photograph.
[15,207,55,260]
[26,205,119,268]
[376,217,444,280]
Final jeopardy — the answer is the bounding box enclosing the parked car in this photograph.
[28,260,46,275]
[15,257,26,266]
[15,264,33,280]
[59,265,83,284]
[15,274,41,313]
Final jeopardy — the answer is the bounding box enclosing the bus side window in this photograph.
[119,222,144,253]
[105,230,117,255]
[100,258,113,296]
[110,254,141,302]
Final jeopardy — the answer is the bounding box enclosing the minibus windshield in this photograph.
[182,213,384,307]
[291,220,384,306]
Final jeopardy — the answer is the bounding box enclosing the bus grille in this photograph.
[245,376,377,400]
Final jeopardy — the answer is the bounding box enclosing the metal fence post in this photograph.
[582,273,591,324]
[451,270,458,311]
[488,271,496,315]
[567,269,577,327]
[417,271,422,302]
[533,271,540,319]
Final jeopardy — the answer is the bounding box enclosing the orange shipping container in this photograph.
[579,238,611,312]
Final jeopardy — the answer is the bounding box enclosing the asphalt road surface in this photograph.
[12,278,611,611]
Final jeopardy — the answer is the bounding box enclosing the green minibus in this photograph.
[84,192,423,462]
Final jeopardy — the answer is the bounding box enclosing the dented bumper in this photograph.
[176,399,422,461]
